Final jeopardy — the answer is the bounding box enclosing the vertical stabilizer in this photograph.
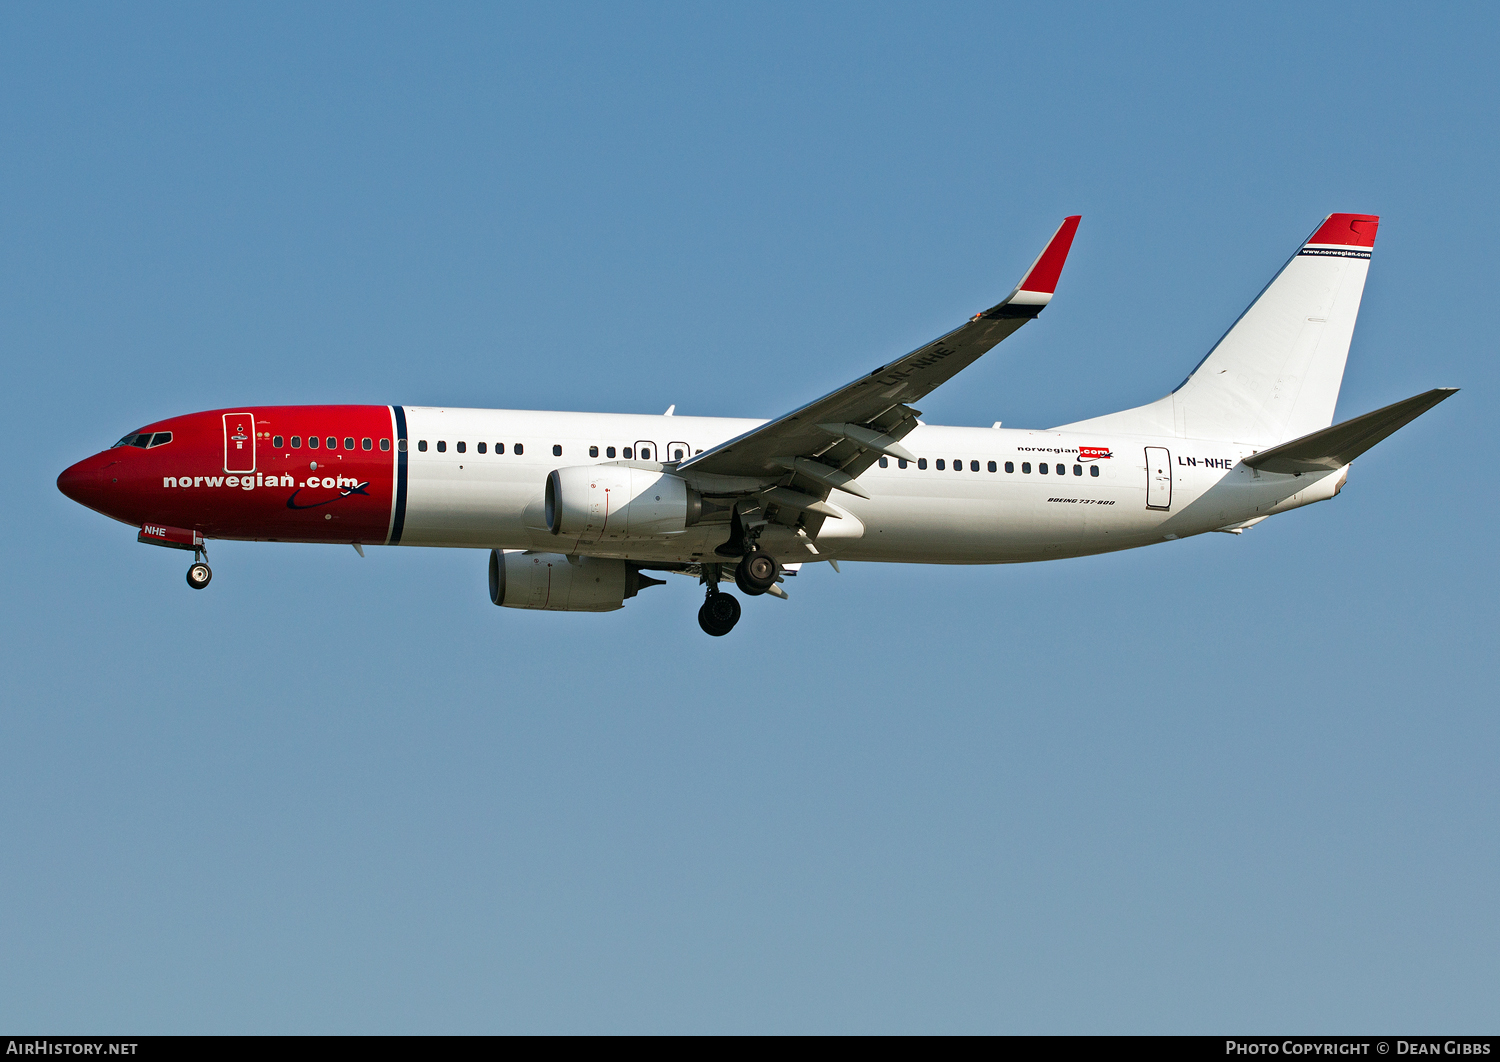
[1056,213,1379,445]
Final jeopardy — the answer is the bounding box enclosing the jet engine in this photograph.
[545,465,703,542]
[488,549,664,612]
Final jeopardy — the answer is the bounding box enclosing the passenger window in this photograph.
[1090,465,1100,477]
[437,441,447,453]
[898,459,907,469]
[327,437,337,449]
[589,446,598,458]
[971,460,980,472]
[291,436,302,448]
[1056,463,1065,475]
[1039,462,1048,474]
[1005,461,1014,473]
[672,448,685,461]
[936,459,945,470]
[456,441,466,453]
[879,457,889,468]
[496,443,505,454]
[362,438,372,450]
[1073,464,1082,476]
[623,447,633,459]
[308,436,319,449]
[640,446,652,460]
[398,439,407,452]
[1022,462,1031,473]
[273,436,284,448]
[987,461,997,472]
[477,442,487,454]
[381,439,391,451]
[514,443,524,455]
[606,447,616,458]
[418,440,428,452]
[553,445,562,457]
[344,437,355,450]
[918,458,927,469]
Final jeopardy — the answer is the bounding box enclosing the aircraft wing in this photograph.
[678,216,1081,494]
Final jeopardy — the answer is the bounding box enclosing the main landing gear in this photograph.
[186,548,212,590]
[734,550,779,596]
[698,588,741,637]
[696,550,783,636]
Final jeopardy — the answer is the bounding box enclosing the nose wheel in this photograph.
[186,546,212,590]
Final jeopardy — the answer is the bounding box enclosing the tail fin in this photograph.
[1057,213,1380,445]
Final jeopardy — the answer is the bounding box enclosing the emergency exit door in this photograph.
[223,412,256,473]
[1145,447,1172,510]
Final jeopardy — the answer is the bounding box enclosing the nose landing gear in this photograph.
[185,543,212,590]
[186,558,213,590]
[138,523,213,590]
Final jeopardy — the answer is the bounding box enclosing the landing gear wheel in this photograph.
[697,592,741,636]
[186,562,212,590]
[735,551,779,596]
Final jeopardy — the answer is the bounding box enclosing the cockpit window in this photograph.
[149,432,172,447]
[112,431,161,449]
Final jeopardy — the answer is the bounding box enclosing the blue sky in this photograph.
[3,2,1496,1033]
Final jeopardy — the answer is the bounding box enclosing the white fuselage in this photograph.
[397,407,1343,564]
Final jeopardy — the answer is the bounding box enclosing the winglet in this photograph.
[979,215,1081,319]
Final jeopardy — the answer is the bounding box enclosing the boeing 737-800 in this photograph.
[57,213,1455,635]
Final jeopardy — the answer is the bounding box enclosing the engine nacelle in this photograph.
[545,465,702,542]
[488,550,663,612]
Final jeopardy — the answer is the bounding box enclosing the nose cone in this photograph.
[57,457,109,511]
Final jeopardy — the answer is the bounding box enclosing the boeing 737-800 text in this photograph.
[57,213,1455,635]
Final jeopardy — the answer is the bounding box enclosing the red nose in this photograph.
[57,457,110,512]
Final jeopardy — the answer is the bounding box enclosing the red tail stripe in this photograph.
[1308,213,1380,248]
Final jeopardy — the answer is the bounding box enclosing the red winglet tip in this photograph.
[1308,213,1380,248]
[1018,215,1082,294]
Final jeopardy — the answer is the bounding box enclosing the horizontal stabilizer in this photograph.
[1243,388,1457,474]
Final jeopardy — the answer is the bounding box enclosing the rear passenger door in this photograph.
[1145,446,1172,510]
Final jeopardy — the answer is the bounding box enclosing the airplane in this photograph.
[57,212,1456,636]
